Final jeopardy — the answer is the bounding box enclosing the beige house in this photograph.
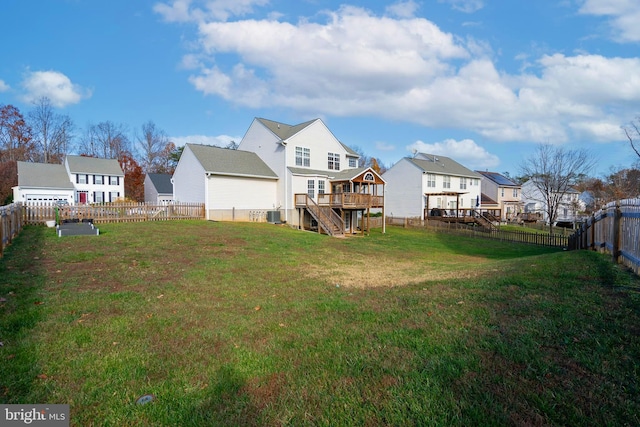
[476,171,523,221]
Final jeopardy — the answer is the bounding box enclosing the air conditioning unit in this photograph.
[267,210,281,223]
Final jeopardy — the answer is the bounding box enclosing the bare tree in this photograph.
[136,120,168,173]
[0,104,35,162]
[28,97,74,163]
[80,121,130,159]
[623,116,640,158]
[520,144,594,233]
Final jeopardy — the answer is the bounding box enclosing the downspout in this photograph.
[283,142,288,222]
[204,173,210,220]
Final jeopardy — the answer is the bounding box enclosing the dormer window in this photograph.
[348,157,357,168]
[296,147,310,167]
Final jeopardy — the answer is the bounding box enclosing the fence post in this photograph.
[612,201,622,265]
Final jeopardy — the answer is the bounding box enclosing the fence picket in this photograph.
[568,198,640,274]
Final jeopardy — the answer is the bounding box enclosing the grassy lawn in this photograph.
[1,221,639,426]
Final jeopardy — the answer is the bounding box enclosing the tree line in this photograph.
[0,97,182,204]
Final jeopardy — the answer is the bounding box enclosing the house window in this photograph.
[443,175,451,189]
[513,189,519,197]
[109,191,120,202]
[307,180,315,198]
[94,175,104,185]
[109,176,119,185]
[94,192,104,203]
[318,180,325,195]
[426,174,436,188]
[364,172,374,181]
[501,188,505,197]
[328,153,340,170]
[349,157,357,168]
[77,174,87,184]
[296,147,310,167]
[460,177,467,190]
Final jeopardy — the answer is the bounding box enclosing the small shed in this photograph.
[144,173,173,203]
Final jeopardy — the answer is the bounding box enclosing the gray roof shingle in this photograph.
[17,161,74,189]
[187,144,278,178]
[408,154,481,178]
[66,155,124,176]
[147,173,173,194]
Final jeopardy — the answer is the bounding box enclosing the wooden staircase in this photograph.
[473,210,498,231]
[299,195,345,237]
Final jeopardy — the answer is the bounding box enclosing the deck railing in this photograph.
[294,194,344,236]
[316,193,383,208]
[387,216,569,248]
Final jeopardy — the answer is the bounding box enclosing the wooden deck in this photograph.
[296,193,383,209]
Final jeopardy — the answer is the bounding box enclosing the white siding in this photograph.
[207,175,277,209]
[238,119,288,213]
[172,146,206,203]
[382,159,425,218]
[286,120,352,171]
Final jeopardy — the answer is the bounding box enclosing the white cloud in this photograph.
[21,70,90,107]
[579,0,640,42]
[163,4,640,149]
[438,0,484,13]
[407,138,500,169]
[170,134,239,147]
[385,1,420,18]
[0,79,9,92]
[154,0,269,22]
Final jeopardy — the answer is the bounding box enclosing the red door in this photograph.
[79,192,87,204]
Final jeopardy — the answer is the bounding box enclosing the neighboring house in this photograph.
[64,155,125,204]
[144,173,173,203]
[172,143,279,221]
[382,153,482,219]
[13,161,75,204]
[521,179,582,224]
[476,171,523,221]
[237,118,384,234]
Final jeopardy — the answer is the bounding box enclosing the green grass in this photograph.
[1,221,639,426]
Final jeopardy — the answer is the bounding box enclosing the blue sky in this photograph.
[1,0,639,177]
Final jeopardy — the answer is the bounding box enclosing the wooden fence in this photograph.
[386,216,569,248]
[54,202,205,224]
[568,198,640,274]
[0,202,205,257]
[0,203,23,258]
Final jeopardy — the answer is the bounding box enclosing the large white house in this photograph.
[238,118,384,234]
[383,153,482,219]
[64,155,125,204]
[173,118,385,235]
[13,156,125,205]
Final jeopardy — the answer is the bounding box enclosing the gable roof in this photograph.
[147,173,173,194]
[256,117,360,158]
[17,161,74,189]
[256,118,316,140]
[408,154,481,178]
[187,144,278,179]
[476,171,519,187]
[66,155,124,176]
